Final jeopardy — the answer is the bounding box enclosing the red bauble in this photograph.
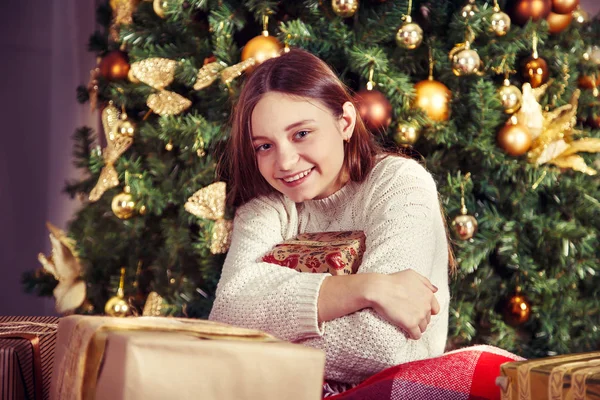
[507,0,552,26]
[99,51,130,81]
[578,74,600,89]
[551,0,579,14]
[521,56,549,88]
[354,89,393,132]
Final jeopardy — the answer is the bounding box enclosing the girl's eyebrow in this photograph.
[252,119,316,141]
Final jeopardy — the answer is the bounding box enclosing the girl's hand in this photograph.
[364,270,440,340]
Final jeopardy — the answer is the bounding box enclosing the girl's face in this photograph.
[251,92,356,203]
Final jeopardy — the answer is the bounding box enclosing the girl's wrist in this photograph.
[359,272,382,309]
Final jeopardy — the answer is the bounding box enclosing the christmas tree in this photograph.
[23,0,600,358]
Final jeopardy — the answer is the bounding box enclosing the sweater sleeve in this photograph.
[298,157,450,384]
[208,195,329,342]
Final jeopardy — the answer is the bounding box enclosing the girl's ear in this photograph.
[339,101,357,141]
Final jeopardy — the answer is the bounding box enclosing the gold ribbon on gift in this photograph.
[184,181,233,254]
[89,103,134,202]
[52,316,278,400]
[526,88,600,175]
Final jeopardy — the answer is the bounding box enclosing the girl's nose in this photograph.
[276,145,299,171]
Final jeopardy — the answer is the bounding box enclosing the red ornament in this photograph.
[521,56,549,88]
[354,89,393,132]
[508,0,552,26]
[551,0,579,14]
[99,51,130,81]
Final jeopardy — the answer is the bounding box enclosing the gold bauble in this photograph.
[395,21,424,50]
[572,7,589,24]
[521,56,549,88]
[241,34,283,71]
[551,0,579,14]
[104,296,130,317]
[461,3,479,19]
[451,48,481,76]
[117,119,136,137]
[153,0,168,18]
[490,11,511,36]
[111,192,136,219]
[503,294,531,326]
[497,118,532,156]
[546,11,572,34]
[394,122,420,145]
[332,0,359,18]
[414,79,451,122]
[498,81,523,114]
[451,214,478,240]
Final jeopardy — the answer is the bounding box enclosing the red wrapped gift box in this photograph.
[262,231,366,275]
[0,316,59,400]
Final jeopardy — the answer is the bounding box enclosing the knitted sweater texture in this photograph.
[209,155,450,384]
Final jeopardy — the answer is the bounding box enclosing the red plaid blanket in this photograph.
[326,345,524,400]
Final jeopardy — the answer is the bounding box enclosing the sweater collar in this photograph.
[300,181,357,214]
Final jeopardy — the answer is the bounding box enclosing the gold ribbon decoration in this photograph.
[184,181,233,254]
[220,58,257,85]
[526,88,600,175]
[89,103,134,202]
[147,90,192,116]
[194,61,226,90]
[109,0,140,42]
[130,57,179,90]
[37,222,86,314]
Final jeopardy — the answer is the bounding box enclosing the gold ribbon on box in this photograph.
[184,181,233,254]
[524,86,600,175]
[52,316,278,400]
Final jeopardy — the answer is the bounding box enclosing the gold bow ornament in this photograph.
[184,181,233,254]
[37,222,86,314]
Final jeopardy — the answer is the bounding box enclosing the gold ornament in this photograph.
[451,174,478,241]
[522,55,549,88]
[147,90,192,115]
[497,116,532,156]
[89,103,134,202]
[498,79,523,114]
[99,51,130,81]
[394,122,420,145]
[153,0,168,18]
[414,78,452,122]
[142,291,164,316]
[395,17,424,50]
[105,267,130,317]
[130,58,179,90]
[111,186,136,219]
[552,0,579,14]
[109,0,140,42]
[220,59,257,85]
[572,7,589,24]
[185,182,233,254]
[194,61,226,90]
[461,3,479,19]
[526,89,600,174]
[165,140,173,151]
[332,0,359,18]
[516,82,545,139]
[241,33,283,71]
[503,293,531,326]
[490,9,511,36]
[546,11,572,34]
[117,114,136,137]
[450,43,481,76]
[37,222,86,314]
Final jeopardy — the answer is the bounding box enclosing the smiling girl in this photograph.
[209,49,453,389]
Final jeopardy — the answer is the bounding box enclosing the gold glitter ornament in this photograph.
[394,122,420,145]
[109,0,140,42]
[220,59,257,85]
[490,10,511,36]
[451,174,478,241]
[130,58,179,90]
[105,268,130,317]
[37,222,86,314]
[111,187,136,219]
[89,103,134,202]
[395,17,424,50]
[147,90,192,115]
[332,0,359,18]
[153,0,168,18]
[498,79,522,114]
[211,219,233,254]
[142,291,164,316]
[194,61,226,90]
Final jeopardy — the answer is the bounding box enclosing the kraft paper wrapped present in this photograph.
[51,315,326,400]
[0,316,59,400]
[498,351,600,400]
[262,231,366,275]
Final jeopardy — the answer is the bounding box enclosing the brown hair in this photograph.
[220,48,383,208]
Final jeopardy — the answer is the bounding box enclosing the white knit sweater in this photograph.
[209,155,450,384]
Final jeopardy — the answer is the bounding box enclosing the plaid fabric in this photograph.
[326,345,524,400]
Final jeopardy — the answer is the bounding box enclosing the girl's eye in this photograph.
[295,130,309,139]
[255,143,271,152]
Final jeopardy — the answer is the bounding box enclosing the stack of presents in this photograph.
[1,313,599,400]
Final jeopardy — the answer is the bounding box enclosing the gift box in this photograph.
[498,351,600,400]
[51,315,326,400]
[262,231,366,275]
[0,316,59,400]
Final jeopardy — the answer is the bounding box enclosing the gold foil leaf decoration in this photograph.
[130,58,179,90]
[211,219,233,254]
[142,291,164,316]
[184,181,227,220]
[147,90,192,115]
[109,0,140,42]
[220,58,257,85]
[194,61,226,90]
